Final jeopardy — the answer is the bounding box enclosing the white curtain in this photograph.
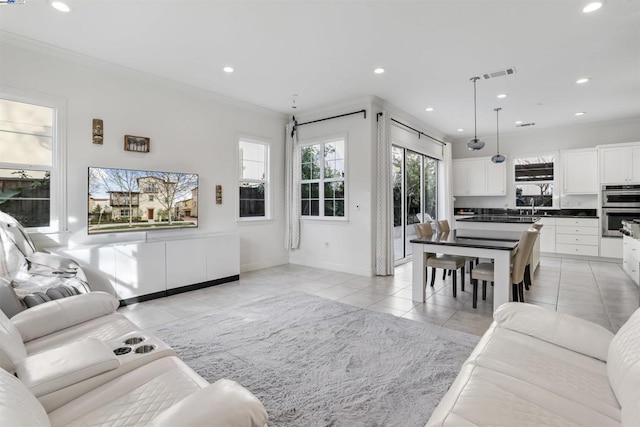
[375,112,394,275]
[284,121,300,250]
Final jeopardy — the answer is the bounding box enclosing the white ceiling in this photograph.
[1,0,639,140]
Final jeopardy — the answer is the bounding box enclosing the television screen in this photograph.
[88,167,199,235]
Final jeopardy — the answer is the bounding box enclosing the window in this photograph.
[239,139,269,218]
[300,137,345,218]
[0,97,61,229]
[514,155,554,207]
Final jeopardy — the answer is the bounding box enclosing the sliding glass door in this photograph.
[393,146,438,262]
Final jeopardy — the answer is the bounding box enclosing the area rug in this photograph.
[152,292,479,427]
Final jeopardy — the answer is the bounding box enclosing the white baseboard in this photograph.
[240,256,289,273]
[288,256,372,277]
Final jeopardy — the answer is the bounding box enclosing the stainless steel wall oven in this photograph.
[601,185,640,237]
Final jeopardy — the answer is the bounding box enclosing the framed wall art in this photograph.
[124,135,150,153]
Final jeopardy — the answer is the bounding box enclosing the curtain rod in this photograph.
[294,109,367,127]
[378,113,447,146]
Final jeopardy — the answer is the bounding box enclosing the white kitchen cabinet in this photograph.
[453,157,506,196]
[600,143,640,184]
[537,218,556,253]
[562,148,598,194]
[623,236,640,286]
[554,218,599,257]
[114,242,166,300]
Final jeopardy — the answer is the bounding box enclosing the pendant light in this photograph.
[491,107,506,163]
[467,77,485,151]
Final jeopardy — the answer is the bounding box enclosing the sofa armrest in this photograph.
[15,337,119,397]
[11,292,119,342]
[150,379,268,427]
[494,303,614,361]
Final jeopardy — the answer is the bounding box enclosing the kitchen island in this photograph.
[455,215,541,271]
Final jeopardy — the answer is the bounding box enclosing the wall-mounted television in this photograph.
[88,167,199,235]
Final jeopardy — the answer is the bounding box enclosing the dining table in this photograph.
[410,231,519,312]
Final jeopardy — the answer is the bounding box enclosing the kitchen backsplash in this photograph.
[454,207,598,217]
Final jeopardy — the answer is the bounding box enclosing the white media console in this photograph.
[51,234,239,304]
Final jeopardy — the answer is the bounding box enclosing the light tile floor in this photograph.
[118,256,639,337]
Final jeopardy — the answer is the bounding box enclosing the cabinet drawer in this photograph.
[556,234,599,246]
[555,218,598,228]
[556,226,599,236]
[556,244,599,257]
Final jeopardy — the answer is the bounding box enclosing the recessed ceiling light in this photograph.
[457,128,464,132]
[497,94,508,99]
[575,112,586,116]
[50,1,71,12]
[425,107,434,112]
[576,77,590,84]
[374,67,385,74]
[223,66,234,73]
[583,2,602,13]
[515,121,523,124]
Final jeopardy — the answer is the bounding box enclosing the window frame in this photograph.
[298,134,348,221]
[0,89,67,233]
[237,136,270,221]
[512,152,558,209]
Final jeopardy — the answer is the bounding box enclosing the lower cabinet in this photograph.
[53,234,240,302]
[623,236,640,286]
[555,218,599,256]
[538,218,556,253]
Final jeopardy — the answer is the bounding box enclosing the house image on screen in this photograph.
[176,187,198,218]
[106,176,175,222]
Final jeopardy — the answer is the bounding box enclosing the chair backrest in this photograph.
[530,222,543,231]
[437,220,451,233]
[511,229,539,284]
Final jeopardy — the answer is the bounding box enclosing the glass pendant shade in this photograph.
[491,153,506,163]
[491,107,505,163]
[466,77,485,151]
[467,138,485,151]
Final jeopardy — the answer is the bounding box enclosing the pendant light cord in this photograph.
[495,107,501,153]
[472,77,480,139]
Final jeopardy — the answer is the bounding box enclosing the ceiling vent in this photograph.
[482,67,517,80]
[516,122,536,128]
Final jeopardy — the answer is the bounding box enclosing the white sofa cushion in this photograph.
[0,367,50,427]
[494,302,614,361]
[11,292,119,342]
[607,308,640,427]
[466,323,620,421]
[23,313,136,355]
[426,363,620,427]
[48,356,210,427]
[15,338,120,397]
[150,379,268,427]
[0,306,27,373]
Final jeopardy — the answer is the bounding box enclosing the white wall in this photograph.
[287,99,374,276]
[0,38,288,272]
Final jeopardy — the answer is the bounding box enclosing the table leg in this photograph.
[412,244,427,302]
[492,250,512,311]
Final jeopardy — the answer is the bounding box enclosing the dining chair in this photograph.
[470,228,539,308]
[437,219,478,276]
[523,222,543,290]
[418,222,467,298]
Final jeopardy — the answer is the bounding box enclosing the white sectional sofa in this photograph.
[426,303,640,427]
[0,291,268,426]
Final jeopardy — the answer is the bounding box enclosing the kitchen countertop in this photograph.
[454,208,598,219]
[457,215,541,224]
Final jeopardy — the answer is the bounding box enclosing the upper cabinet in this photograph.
[562,148,598,194]
[453,157,506,196]
[600,143,640,184]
